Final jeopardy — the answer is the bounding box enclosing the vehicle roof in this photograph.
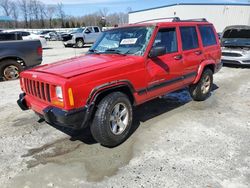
[115,21,212,29]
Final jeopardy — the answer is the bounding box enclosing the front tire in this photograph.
[189,68,213,101]
[91,92,133,147]
[75,38,84,48]
[0,60,23,81]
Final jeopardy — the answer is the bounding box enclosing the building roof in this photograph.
[130,3,250,14]
[0,16,14,22]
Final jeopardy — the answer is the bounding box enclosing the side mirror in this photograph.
[85,30,91,34]
[149,46,166,58]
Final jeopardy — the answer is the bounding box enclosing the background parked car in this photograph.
[3,30,47,48]
[221,25,250,65]
[44,32,59,41]
[62,26,101,48]
[0,33,42,80]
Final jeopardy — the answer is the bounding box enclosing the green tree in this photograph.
[76,21,80,27]
[71,21,75,28]
[65,21,70,28]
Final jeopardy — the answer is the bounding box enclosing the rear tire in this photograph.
[75,38,84,48]
[0,60,23,81]
[189,68,213,101]
[90,92,133,147]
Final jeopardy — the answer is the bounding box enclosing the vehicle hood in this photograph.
[32,54,141,78]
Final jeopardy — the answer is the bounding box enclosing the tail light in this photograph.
[37,47,43,56]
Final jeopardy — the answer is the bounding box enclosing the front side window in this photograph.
[180,26,199,50]
[153,28,178,54]
[89,26,154,56]
[21,32,30,36]
[199,25,217,47]
[87,27,93,33]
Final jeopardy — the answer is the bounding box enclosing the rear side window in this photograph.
[21,32,30,36]
[199,25,217,46]
[180,26,199,50]
[94,27,99,33]
[153,28,178,54]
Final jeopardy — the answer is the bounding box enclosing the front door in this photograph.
[84,27,96,43]
[146,27,184,99]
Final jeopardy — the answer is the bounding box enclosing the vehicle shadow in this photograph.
[49,86,219,146]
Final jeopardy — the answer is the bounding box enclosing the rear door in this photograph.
[179,25,204,84]
[198,24,221,64]
[146,27,184,98]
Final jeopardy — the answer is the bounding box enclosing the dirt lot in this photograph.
[0,41,249,188]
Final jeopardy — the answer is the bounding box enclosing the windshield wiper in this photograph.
[104,49,126,56]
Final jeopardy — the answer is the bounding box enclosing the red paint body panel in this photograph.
[19,21,222,114]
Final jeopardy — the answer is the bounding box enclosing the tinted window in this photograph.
[223,29,250,39]
[199,25,217,46]
[94,27,99,33]
[87,27,93,32]
[180,27,199,50]
[21,32,30,36]
[153,28,178,54]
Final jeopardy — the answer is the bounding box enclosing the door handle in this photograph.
[195,50,202,55]
[174,55,183,60]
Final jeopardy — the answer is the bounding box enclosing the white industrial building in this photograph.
[129,3,250,32]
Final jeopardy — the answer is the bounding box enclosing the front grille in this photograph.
[24,78,51,102]
[221,60,241,64]
[222,52,242,57]
[62,35,73,41]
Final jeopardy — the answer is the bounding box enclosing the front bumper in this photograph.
[17,93,94,129]
[63,39,75,46]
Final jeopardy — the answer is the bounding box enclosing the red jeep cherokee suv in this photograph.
[17,18,222,147]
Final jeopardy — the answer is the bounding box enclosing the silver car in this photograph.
[221,25,250,65]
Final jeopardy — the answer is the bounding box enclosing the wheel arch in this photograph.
[87,80,136,107]
[193,60,215,84]
[0,56,26,67]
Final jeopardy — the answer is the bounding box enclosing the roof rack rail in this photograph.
[134,17,180,24]
[174,18,208,22]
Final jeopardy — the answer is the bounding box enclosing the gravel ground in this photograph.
[0,41,249,188]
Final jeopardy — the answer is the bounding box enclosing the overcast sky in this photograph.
[37,0,249,16]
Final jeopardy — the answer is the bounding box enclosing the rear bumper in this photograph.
[17,93,94,129]
[215,61,223,73]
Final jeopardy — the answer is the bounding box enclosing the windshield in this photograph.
[89,26,154,56]
[223,29,250,39]
[70,28,85,34]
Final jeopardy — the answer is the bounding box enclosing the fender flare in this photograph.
[193,60,215,84]
[86,80,136,105]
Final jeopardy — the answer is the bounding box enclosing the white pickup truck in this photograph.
[62,26,101,48]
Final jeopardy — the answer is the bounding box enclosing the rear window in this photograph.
[223,29,250,39]
[199,25,217,47]
[94,27,99,33]
[180,26,199,50]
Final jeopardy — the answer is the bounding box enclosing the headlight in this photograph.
[55,86,63,100]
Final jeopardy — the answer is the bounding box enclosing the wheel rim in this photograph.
[201,75,211,94]
[110,103,129,135]
[77,40,83,47]
[3,65,20,80]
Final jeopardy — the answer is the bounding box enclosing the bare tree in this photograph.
[38,2,46,28]
[19,0,29,28]
[11,2,19,27]
[57,3,66,27]
[47,5,56,28]
[0,0,13,16]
